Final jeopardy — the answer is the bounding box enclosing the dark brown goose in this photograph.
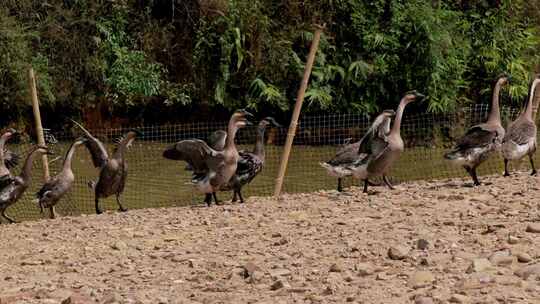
[502,75,540,176]
[36,138,86,219]
[220,117,281,204]
[72,120,142,214]
[0,146,50,223]
[163,110,253,206]
[444,75,508,185]
[0,129,19,190]
[321,110,395,192]
[362,91,424,193]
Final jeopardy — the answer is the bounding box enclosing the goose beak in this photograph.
[264,117,283,128]
[415,92,426,101]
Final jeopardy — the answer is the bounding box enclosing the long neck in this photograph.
[62,142,78,171]
[113,136,133,160]
[253,126,267,158]
[20,149,40,180]
[487,82,502,124]
[0,137,6,159]
[390,99,407,136]
[225,120,239,149]
[523,80,540,120]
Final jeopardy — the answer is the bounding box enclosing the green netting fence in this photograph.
[1,104,528,222]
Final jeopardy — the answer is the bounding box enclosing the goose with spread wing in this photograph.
[502,75,540,176]
[322,110,395,192]
[36,138,86,219]
[444,75,508,185]
[360,91,424,193]
[0,129,20,190]
[72,120,142,214]
[163,110,253,206]
[0,146,51,223]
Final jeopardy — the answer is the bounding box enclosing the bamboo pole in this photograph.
[273,25,324,197]
[28,67,50,181]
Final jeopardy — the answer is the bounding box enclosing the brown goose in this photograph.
[72,120,142,214]
[362,91,424,193]
[502,75,540,176]
[444,75,508,185]
[0,146,51,223]
[162,110,253,206]
[36,138,87,219]
[0,129,19,190]
[322,110,395,192]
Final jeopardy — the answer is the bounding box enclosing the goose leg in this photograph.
[503,159,510,177]
[529,155,537,175]
[232,190,238,203]
[363,179,369,193]
[212,192,220,205]
[382,175,395,190]
[465,166,481,186]
[204,194,212,207]
[337,178,343,192]
[1,209,17,224]
[116,194,128,212]
[237,189,245,204]
[49,206,56,219]
[95,197,103,214]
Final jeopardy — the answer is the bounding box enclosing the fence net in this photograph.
[1,104,529,222]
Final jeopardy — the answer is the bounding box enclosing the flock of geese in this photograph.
[0,74,538,224]
[321,74,540,191]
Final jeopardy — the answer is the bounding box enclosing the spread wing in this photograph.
[236,151,263,185]
[326,141,361,166]
[163,139,224,174]
[208,130,227,151]
[504,121,536,145]
[36,177,60,200]
[72,120,109,167]
[358,115,392,157]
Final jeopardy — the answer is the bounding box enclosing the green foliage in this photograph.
[1,0,540,126]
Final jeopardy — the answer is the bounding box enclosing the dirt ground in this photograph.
[1,173,540,304]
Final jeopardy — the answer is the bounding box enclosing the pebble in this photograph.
[388,246,408,260]
[270,279,290,290]
[449,294,469,303]
[355,263,374,277]
[417,239,429,250]
[329,263,343,273]
[514,264,540,279]
[466,258,494,273]
[489,251,515,266]
[408,271,435,289]
[516,253,532,263]
[414,297,434,304]
[111,241,128,251]
[508,235,520,244]
[526,223,540,233]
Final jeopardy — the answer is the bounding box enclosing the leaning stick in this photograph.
[273,25,324,197]
[28,67,50,182]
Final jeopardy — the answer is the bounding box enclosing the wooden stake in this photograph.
[28,67,50,181]
[274,25,324,197]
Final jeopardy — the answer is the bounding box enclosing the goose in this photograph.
[0,129,20,190]
[0,146,51,223]
[502,75,540,176]
[361,91,424,193]
[219,117,282,203]
[36,138,87,219]
[444,75,509,185]
[321,110,395,192]
[162,109,253,206]
[71,120,142,214]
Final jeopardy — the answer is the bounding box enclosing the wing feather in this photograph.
[72,120,109,167]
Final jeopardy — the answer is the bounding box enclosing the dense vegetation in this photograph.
[1,0,539,127]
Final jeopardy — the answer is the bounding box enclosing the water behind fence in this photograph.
[2,104,531,222]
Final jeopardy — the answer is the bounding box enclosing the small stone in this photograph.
[508,235,519,244]
[408,271,435,289]
[269,268,291,278]
[329,263,342,273]
[102,292,122,304]
[514,264,540,279]
[466,258,494,273]
[449,294,469,303]
[355,263,374,277]
[388,246,408,260]
[111,241,128,251]
[526,223,540,233]
[516,253,532,263]
[417,239,429,250]
[415,297,434,304]
[242,262,261,279]
[270,279,290,290]
[458,273,493,289]
[489,251,515,266]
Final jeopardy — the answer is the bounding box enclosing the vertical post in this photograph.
[28,67,50,181]
[274,25,324,197]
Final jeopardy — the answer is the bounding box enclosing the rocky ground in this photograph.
[1,174,540,304]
